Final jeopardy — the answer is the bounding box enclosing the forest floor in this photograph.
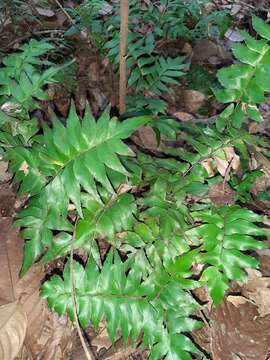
[1,0,270,359]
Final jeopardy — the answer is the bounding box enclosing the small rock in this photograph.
[208,56,222,65]
[99,2,113,15]
[192,39,231,63]
[183,90,205,113]
[225,29,244,42]
[173,111,194,122]
[131,126,165,151]
[36,7,55,17]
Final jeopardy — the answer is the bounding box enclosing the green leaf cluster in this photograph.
[41,252,203,360]
[1,101,268,359]
[1,13,270,360]
[0,39,72,144]
[2,104,149,275]
[105,32,186,112]
[215,16,270,130]
[189,206,267,305]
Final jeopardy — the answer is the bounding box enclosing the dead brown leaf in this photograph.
[201,159,215,177]
[131,126,166,151]
[0,218,73,359]
[202,147,240,181]
[241,269,270,317]
[227,295,248,307]
[209,295,270,360]
[0,302,27,360]
[207,182,236,206]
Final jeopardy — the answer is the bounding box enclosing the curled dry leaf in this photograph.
[201,159,215,177]
[214,147,240,178]
[0,302,27,360]
[201,146,240,181]
[202,146,240,179]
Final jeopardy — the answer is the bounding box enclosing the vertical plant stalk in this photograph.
[70,219,95,360]
[119,0,129,114]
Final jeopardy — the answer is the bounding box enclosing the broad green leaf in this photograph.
[252,16,270,40]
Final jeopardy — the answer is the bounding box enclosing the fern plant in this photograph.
[4,104,149,274]
[215,16,270,131]
[0,39,72,145]
[190,206,267,304]
[69,1,189,114]
[1,15,270,360]
[41,252,204,360]
[65,0,229,115]
[2,103,268,358]
[105,32,186,114]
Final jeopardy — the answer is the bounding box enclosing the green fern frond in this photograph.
[215,16,270,130]
[75,192,137,247]
[41,251,203,359]
[13,105,149,275]
[0,39,74,145]
[188,205,268,305]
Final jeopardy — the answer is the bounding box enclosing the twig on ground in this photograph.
[54,0,75,24]
[1,30,65,51]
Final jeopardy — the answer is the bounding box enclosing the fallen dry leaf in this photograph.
[131,126,166,151]
[227,295,248,307]
[201,159,215,177]
[207,182,236,207]
[230,4,242,16]
[213,146,240,179]
[224,147,240,171]
[0,302,27,360]
[0,218,73,359]
[209,295,270,360]
[241,269,270,317]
